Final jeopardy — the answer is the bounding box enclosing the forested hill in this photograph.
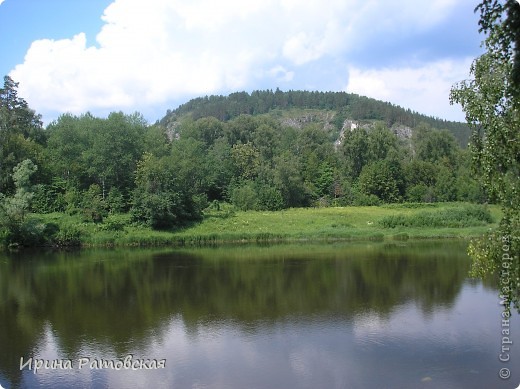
[159,89,471,147]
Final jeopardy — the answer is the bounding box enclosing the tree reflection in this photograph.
[0,241,474,385]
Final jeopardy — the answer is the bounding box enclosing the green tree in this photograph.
[404,160,437,202]
[205,137,234,200]
[272,152,309,208]
[341,127,369,179]
[46,113,93,183]
[450,0,519,312]
[315,162,335,198]
[143,124,170,157]
[0,76,45,193]
[252,122,282,162]
[84,112,146,199]
[434,161,457,202]
[367,122,398,162]
[414,126,458,166]
[231,142,261,181]
[357,160,402,203]
[230,180,258,211]
[81,184,107,223]
[191,116,225,147]
[0,159,38,245]
[131,153,202,229]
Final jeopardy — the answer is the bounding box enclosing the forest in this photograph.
[0,75,488,247]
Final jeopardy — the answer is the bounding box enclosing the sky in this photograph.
[0,0,485,125]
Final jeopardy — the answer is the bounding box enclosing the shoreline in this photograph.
[9,202,499,250]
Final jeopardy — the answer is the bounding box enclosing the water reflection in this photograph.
[0,241,518,388]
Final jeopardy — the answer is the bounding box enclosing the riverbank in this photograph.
[23,202,500,248]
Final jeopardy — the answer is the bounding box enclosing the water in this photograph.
[0,241,518,388]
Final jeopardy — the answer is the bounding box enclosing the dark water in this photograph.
[0,241,518,389]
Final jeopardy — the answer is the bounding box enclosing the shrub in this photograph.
[81,184,108,223]
[353,192,381,206]
[406,184,435,203]
[52,224,82,247]
[230,181,258,211]
[257,185,284,211]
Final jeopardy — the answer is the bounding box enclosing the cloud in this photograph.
[9,0,471,122]
[345,58,474,121]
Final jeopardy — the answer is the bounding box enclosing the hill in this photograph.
[159,89,471,147]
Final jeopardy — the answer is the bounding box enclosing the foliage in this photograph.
[131,153,202,230]
[0,159,39,246]
[230,181,258,211]
[0,159,37,224]
[31,177,68,213]
[231,142,260,180]
[406,184,435,203]
[467,214,519,312]
[0,76,45,194]
[450,0,520,311]
[106,187,125,214]
[52,224,82,247]
[46,112,147,203]
[413,126,458,165]
[358,160,403,203]
[81,184,108,223]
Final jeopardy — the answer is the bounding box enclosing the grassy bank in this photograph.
[23,202,500,248]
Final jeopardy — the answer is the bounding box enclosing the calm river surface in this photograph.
[0,241,518,389]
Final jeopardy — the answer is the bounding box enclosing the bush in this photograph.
[0,218,62,248]
[230,181,258,211]
[406,184,435,203]
[52,224,82,247]
[107,187,126,213]
[81,184,108,223]
[132,193,178,229]
[353,192,381,206]
[257,185,284,211]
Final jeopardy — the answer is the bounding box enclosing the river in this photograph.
[0,241,518,388]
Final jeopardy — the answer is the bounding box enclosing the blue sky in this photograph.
[0,0,484,124]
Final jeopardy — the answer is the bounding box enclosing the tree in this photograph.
[358,160,402,203]
[0,159,38,245]
[204,137,234,200]
[47,112,146,206]
[231,142,261,181]
[131,153,203,229]
[84,112,146,199]
[0,76,45,193]
[404,160,437,202]
[450,0,519,312]
[367,122,397,162]
[341,127,369,179]
[0,76,43,140]
[413,125,458,166]
[273,152,309,208]
[81,184,107,223]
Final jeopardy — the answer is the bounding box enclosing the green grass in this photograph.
[26,202,501,248]
[378,204,494,228]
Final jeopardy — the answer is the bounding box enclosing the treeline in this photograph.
[0,76,486,246]
[162,89,471,146]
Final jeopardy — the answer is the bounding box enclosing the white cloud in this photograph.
[9,0,470,122]
[267,66,294,82]
[345,58,474,121]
